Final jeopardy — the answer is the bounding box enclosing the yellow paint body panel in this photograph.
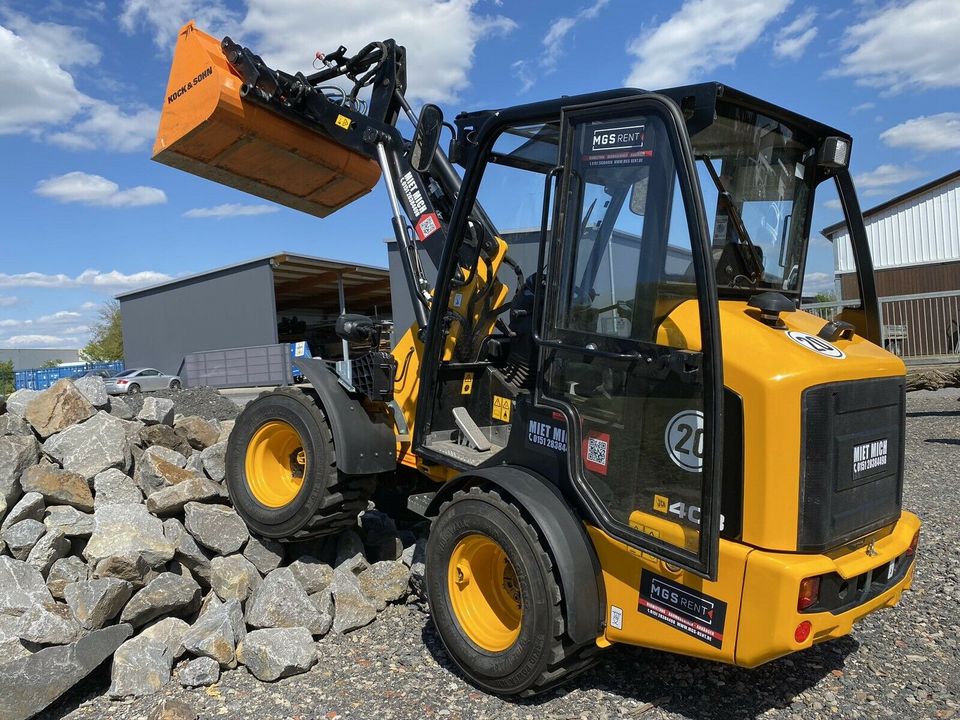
[152,22,381,218]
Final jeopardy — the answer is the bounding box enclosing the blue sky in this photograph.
[0,0,957,349]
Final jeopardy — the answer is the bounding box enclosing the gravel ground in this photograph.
[121,387,241,421]
[41,390,959,720]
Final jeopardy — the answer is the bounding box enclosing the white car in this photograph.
[105,368,182,395]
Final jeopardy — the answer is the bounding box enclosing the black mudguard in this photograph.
[425,465,605,646]
[294,357,396,475]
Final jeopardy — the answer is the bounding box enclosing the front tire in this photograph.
[169,380,181,390]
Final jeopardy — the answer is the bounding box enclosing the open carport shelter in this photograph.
[117,252,391,381]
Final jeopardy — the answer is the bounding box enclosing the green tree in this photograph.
[815,292,837,303]
[82,301,124,362]
[0,360,13,396]
[39,358,62,369]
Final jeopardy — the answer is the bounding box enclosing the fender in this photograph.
[294,357,396,475]
[426,465,605,646]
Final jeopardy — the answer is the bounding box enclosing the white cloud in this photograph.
[35,172,167,208]
[803,271,836,293]
[0,334,81,348]
[773,10,817,60]
[0,296,17,307]
[1,11,101,67]
[850,101,876,114]
[0,270,172,290]
[183,203,280,219]
[879,113,960,152]
[626,0,792,88]
[854,163,924,196]
[823,198,843,210]
[832,0,960,92]
[119,0,240,49]
[49,101,161,153]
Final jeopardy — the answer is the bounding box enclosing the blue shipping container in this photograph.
[14,361,125,391]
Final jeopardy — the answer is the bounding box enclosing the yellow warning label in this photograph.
[653,494,669,513]
[335,114,352,129]
[461,372,474,395]
[492,395,511,422]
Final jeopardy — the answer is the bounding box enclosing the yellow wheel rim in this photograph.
[244,420,307,508]
[447,534,522,652]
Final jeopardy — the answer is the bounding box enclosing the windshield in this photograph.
[689,101,816,294]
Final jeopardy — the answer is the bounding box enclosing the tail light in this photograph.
[797,576,821,611]
[116,379,128,385]
[907,530,919,557]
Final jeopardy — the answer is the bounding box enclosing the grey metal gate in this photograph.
[183,343,292,388]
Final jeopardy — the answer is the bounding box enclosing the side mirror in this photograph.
[410,104,443,172]
[336,314,376,342]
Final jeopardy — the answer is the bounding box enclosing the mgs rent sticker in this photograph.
[786,331,845,359]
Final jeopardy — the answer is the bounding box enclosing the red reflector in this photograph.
[795,620,812,643]
[907,530,919,556]
[797,576,821,611]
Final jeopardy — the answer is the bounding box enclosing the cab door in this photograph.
[537,95,723,578]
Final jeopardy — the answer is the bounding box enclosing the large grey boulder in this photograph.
[146,476,220,515]
[243,535,284,574]
[244,567,325,635]
[308,590,334,637]
[181,598,245,667]
[216,420,234,444]
[0,614,31,662]
[199,441,227,482]
[20,465,94,512]
[0,557,55,614]
[23,379,95,438]
[138,397,175,426]
[174,416,220,450]
[209,554,261,603]
[26,527,70,576]
[42,411,130,480]
[108,396,135,420]
[237,627,317,682]
[289,556,333,595]
[93,468,143,508]
[14,603,81,645]
[178,656,220,687]
[0,413,32,437]
[4,388,38,418]
[358,560,410,609]
[64,577,133,629]
[74,375,109,408]
[0,434,40,507]
[330,566,377,634]
[139,424,192,457]
[2,492,44,532]
[3,519,46,560]
[140,616,190,659]
[183,502,248,554]
[92,553,152,586]
[43,505,94,537]
[47,556,89,600]
[120,572,201,628]
[134,446,191,496]
[109,634,173,698]
[163,518,212,587]
[84,503,175,568]
[0,623,131,720]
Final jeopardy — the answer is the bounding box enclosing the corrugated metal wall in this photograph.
[834,173,960,274]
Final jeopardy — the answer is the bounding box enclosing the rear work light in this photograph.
[798,576,821,611]
[907,530,919,557]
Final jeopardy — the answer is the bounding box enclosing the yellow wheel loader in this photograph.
[154,22,920,697]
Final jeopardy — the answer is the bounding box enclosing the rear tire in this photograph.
[128,383,140,395]
[426,485,601,697]
[225,387,376,540]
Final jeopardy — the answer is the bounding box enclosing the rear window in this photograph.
[113,369,137,378]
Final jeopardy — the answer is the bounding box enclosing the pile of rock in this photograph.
[905,366,960,393]
[0,379,424,720]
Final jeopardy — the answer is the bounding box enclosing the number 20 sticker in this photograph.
[665,410,704,472]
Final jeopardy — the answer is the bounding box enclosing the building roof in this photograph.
[821,168,960,238]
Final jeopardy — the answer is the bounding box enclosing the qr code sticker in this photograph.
[417,214,438,238]
[586,436,608,467]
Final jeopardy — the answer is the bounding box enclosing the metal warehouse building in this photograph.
[117,252,391,380]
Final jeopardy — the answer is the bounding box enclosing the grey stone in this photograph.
[93,553,152,586]
[330,566,377,634]
[243,535,284,574]
[209,554,261,603]
[64,577,133,630]
[237,626,317,682]
[199,441,227,482]
[0,556,54,613]
[162,518,212,587]
[178,656,220,687]
[174,416,220,450]
[139,424,192,457]
[335,529,367,568]
[183,502,248,554]
[146,476,220,515]
[3,519,46,560]
[138,397,175,426]
[0,434,40,507]
[358,560,410,609]
[147,698,199,720]
[47,556,89,600]
[1,491,44,532]
[109,634,173,698]
[74,375,109,408]
[374,533,404,562]
[108,395,135,420]
[20,464,95,512]
[42,411,129,480]
[4,388,38,417]
[181,598,245,667]
[14,603,81,645]
[26,527,70,576]
[0,623,131,720]
[23,379,95,438]
[405,538,427,600]
[184,453,204,476]
[337,552,370,577]
[0,613,31,661]
[93,468,143,508]
[308,589,334,637]
[244,567,326,635]
[216,420,234,445]
[122,419,145,450]
[0,413,32,437]
[120,572,202,628]
[140,616,190,659]
[43,505,94,538]
[135,446,193,497]
[84,503,175,568]
[289,556,333,595]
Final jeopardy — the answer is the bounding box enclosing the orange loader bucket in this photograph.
[152,22,381,218]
